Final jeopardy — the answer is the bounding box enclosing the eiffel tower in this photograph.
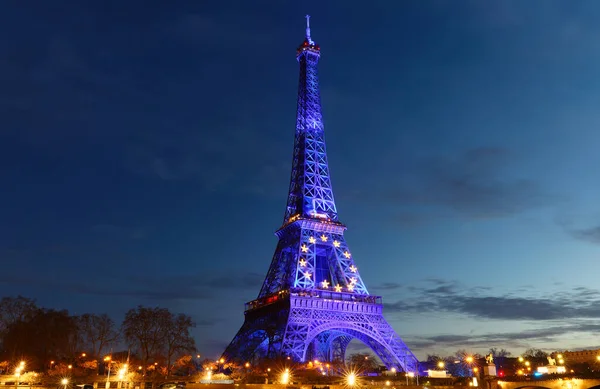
[222,16,418,373]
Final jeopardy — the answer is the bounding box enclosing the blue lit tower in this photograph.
[222,16,418,372]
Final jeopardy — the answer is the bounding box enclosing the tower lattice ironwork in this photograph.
[222,16,418,373]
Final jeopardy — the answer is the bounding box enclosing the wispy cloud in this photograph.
[569,225,600,245]
[376,147,556,222]
[386,279,600,321]
[371,282,405,291]
[408,322,600,350]
[0,271,263,302]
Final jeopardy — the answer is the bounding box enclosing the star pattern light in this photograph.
[309,236,316,244]
[334,284,342,292]
[320,234,328,242]
[349,277,357,284]
[321,280,330,288]
[305,272,312,279]
[333,240,340,247]
[349,265,357,273]
[301,244,308,253]
[299,258,306,267]
[343,251,351,258]
[347,284,354,292]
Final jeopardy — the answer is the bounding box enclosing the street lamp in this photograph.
[346,372,356,387]
[61,378,69,389]
[14,371,21,389]
[438,361,445,369]
[281,368,290,385]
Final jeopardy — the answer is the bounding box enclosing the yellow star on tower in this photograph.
[349,265,357,273]
[309,236,316,244]
[334,284,342,292]
[299,258,306,267]
[305,272,312,279]
[320,280,330,288]
[301,244,308,253]
[343,251,351,258]
[333,240,341,247]
[347,284,354,292]
[320,234,328,242]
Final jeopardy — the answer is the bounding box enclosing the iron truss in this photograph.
[222,16,418,373]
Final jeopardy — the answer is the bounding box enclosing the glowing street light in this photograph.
[346,372,356,386]
[61,378,69,389]
[281,368,290,385]
[466,356,474,363]
[245,362,250,368]
[438,361,445,369]
[518,357,524,362]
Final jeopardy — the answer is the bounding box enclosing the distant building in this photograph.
[554,349,600,364]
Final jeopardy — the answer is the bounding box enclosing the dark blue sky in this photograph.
[2,1,600,359]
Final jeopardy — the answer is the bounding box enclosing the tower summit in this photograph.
[222,17,418,373]
[284,14,337,224]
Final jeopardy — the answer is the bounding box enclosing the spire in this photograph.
[283,16,337,225]
[305,14,314,44]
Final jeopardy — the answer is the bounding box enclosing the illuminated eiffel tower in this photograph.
[222,16,418,372]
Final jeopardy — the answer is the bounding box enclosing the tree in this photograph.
[0,296,37,336]
[449,349,480,377]
[347,353,378,372]
[174,355,197,376]
[489,348,512,358]
[3,308,77,370]
[523,348,547,359]
[78,313,119,358]
[122,306,170,374]
[164,313,196,377]
[80,360,99,371]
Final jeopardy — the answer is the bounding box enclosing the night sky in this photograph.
[2,1,600,360]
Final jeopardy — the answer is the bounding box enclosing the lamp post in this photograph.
[104,356,112,389]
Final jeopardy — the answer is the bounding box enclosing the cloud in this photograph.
[381,147,554,220]
[385,280,600,321]
[371,282,404,291]
[0,271,263,302]
[569,225,600,245]
[408,322,600,350]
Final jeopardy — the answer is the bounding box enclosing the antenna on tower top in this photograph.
[305,15,314,44]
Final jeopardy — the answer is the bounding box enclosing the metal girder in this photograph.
[222,18,417,374]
